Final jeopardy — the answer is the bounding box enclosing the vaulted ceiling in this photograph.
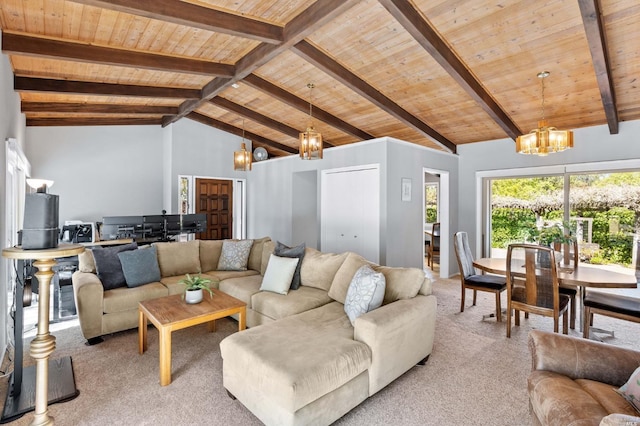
[1,0,638,157]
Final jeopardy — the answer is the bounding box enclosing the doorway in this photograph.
[423,168,450,278]
[195,178,233,240]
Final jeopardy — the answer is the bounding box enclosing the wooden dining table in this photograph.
[473,257,637,332]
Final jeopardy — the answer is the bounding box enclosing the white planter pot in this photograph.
[184,288,203,304]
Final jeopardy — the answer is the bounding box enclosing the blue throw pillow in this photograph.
[118,246,161,288]
[92,242,138,290]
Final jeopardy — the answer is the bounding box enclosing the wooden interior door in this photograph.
[195,179,233,240]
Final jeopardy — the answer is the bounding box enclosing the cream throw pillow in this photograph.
[259,254,300,295]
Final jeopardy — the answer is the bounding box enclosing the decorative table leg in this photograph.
[30,258,57,426]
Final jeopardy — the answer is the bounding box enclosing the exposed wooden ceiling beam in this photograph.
[378,0,521,141]
[164,0,361,127]
[187,112,298,155]
[578,0,618,134]
[67,0,283,44]
[26,117,162,126]
[244,74,374,141]
[21,101,178,115]
[14,76,200,99]
[210,97,334,148]
[292,40,457,153]
[2,32,234,77]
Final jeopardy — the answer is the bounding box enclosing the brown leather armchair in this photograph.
[528,330,640,425]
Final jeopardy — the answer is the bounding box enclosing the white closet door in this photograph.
[321,165,379,263]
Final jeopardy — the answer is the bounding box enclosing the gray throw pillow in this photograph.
[217,240,254,271]
[274,241,305,290]
[92,242,138,290]
[344,264,386,326]
[117,246,161,288]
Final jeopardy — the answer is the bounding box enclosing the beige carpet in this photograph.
[2,278,639,426]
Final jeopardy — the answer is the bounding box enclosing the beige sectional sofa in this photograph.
[220,245,436,426]
[72,237,437,425]
[528,330,640,425]
[71,237,271,343]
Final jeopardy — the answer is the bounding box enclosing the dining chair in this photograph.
[557,239,579,329]
[428,223,441,270]
[454,231,507,321]
[582,241,640,338]
[505,244,570,338]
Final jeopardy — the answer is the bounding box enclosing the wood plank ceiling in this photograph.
[1,0,638,157]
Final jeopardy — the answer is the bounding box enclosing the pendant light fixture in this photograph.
[299,83,323,160]
[234,120,252,171]
[515,71,574,156]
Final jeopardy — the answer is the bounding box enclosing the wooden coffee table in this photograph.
[138,289,246,386]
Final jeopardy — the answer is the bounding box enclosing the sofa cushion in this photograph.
[118,246,161,288]
[344,265,385,326]
[274,241,305,290]
[199,240,223,273]
[576,378,640,417]
[251,286,332,321]
[218,239,254,271]
[260,254,300,295]
[328,252,372,304]
[92,242,138,290]
[373,265,425,305]
[219,275,263,308]
[160,273,220,296]
[219,302,371,412]
[260,240,275,276]
[248,237,271,272]
[616,366,640,414]
[528,370,611,425]
[103,282,167,314]
[300,248,348,292]
[78,249,96,273]
[154,240,201,277]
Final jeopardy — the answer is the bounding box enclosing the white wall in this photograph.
[26,125,165,224]
[248,137,459,269]
[0,31,27,358]
[457,120,640,258]
[165,119,248,213]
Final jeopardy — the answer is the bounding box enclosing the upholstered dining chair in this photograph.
[582,241,640,338]
[557,239,579,329]
[428,223,441,270]
[454,231,507,321]
[505,244,570,338]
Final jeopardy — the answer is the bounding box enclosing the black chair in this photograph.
[582,241,640,339]
[556,239,579,329]
[506,244,570,338]
[454,231,507,321]
[428,223,441,271]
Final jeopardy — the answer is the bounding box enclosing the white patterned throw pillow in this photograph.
[217,239,254,271]
[344,264,386,326]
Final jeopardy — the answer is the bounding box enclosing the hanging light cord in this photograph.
[307,83,314,120]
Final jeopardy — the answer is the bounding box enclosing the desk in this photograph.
[473,258,637,331]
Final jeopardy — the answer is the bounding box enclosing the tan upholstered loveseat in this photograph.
[71,237,271,343]
[220,247,437,426]
[528,330,640,425]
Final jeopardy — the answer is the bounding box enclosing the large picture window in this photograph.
[484,167,640,271]
[425,182,439,224]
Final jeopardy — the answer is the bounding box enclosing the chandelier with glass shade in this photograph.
[515,71,573,156]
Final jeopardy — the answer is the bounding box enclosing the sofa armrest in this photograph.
[529,330,640,387]
[72,271,104,340]
[354,294,436,395]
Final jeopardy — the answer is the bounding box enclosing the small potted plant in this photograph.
[179,274,214,304]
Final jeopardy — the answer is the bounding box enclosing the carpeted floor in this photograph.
[2,278,639,426]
